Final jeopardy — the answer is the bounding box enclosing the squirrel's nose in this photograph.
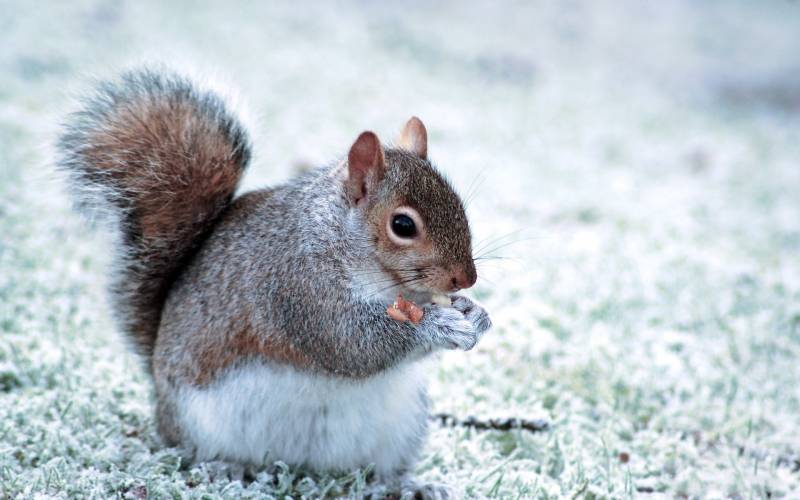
[451,265,477,290]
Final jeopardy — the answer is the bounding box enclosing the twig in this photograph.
[431,413,549,434]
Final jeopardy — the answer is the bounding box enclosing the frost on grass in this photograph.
[2,0,800,498]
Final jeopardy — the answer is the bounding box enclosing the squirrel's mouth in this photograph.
[397,272,454,305]
[378,262,452,306]
[400,287,451,307]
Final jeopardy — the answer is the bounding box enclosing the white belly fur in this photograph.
[177,359,432,476]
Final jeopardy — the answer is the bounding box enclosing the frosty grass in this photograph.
[1,1,799,498]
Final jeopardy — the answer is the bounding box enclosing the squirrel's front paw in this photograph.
[451,295,492,335]
[435,308,478,350]
[442,295,492,350]
[429,296,490,351]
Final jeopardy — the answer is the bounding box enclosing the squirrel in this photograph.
[57,68,492,497]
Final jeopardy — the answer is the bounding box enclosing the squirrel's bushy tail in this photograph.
[58,68,251,364]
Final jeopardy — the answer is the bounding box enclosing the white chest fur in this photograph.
[177,359,432,476]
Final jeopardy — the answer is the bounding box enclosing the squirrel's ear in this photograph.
[398,116,427,159]
[346,131,386,206]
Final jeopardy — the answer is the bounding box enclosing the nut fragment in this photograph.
[386,305,409,322]
[387,294,424,324]
[400,297,424,324]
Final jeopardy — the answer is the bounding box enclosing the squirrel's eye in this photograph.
[391,214,417,238]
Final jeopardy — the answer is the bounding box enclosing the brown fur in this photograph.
[366,149,476,292]
[85,98,243,240]
[58,69,250,365]
[398,116,428,158]
[191,328,312,387]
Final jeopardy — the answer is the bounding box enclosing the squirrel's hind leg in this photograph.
[409,483,459,500]
[194,460,251,482]
[155,388,183,448]
[368,475,458,500]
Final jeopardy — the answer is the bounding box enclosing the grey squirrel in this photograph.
[58,68,491,496]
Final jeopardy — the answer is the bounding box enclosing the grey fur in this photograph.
[155,164,488,384]
[59,68,492,485]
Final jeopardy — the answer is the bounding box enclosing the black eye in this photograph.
[391,214,417,238]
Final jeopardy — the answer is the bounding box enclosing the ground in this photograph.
[1,1,800,498]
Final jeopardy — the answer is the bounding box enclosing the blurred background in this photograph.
[1,1,799,497]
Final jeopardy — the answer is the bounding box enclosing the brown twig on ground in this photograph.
[431,413,549,434]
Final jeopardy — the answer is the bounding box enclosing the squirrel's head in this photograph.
[345,117,477,298]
